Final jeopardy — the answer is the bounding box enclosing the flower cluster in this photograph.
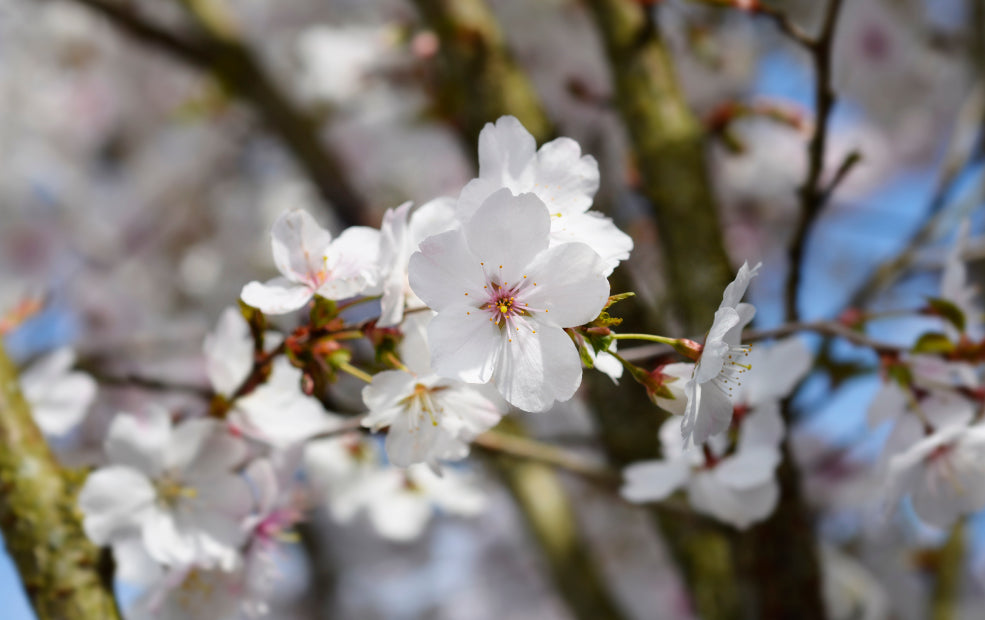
[72,115,637,616]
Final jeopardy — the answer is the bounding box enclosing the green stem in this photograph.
[611,333,679,345]
[931,521,965,620]
[337,362,374,384]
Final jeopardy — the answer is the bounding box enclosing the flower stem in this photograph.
[337,361,373,384]
[610,333,679,345]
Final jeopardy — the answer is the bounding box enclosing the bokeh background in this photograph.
[1,0,984,618]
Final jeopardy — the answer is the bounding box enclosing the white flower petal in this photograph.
[464,189,551,284]
[165,418,220,472]
[744,337,812,405]
[531,137,600,216]
[78,466,155,545]
[621,459,690,503]
[270,209,333,285]
[714,447,780,490]
[521,242,609,327]
[681,377,734,448]
[105,408,171,477]
[319,225,381,299]
[241,276,313,314]
[377,202,413,327]
[695,308,740,384]
[427,304,502,383]
[549,211,633,275]
[720,261,761,310]
[204,308,254,397]
[409,230,487,311]
[492,324,581,412]
[234,359,338,447]
[29,372,96,436]
[477,116,537,189]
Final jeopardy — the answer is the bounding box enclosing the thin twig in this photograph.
[66,0,368,227]
[616,319,906,363]
[784,0,846,322]
[89,371,212,397]
[473,430,619,485]
[753,4,815,48]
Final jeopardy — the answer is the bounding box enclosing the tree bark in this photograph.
[0,341,121,620]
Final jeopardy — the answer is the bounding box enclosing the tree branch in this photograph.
[412,0,553,149]
[66,0,369,227]
[0,340,121,619]
[784,0,846,322]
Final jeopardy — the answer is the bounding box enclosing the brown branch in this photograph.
[411,0,553,149]
[784,0,846,323]
[0,341,122,619]
[67,0,369,227]
[616,320,906,363]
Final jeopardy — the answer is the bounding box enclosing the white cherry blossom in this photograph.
[681,261,761,448]
[304,434,485,541]
[134,561,270,620]
[361,312,503,467]
[457,116,633,274]
[205,307,342,447]
[78,407,252,568]
[241,209,380,315]
[408,188,610,412]
[377,198,457,327]
[19,347,96,436]
[649,362,693,416]
[884,422,985,528]
[622,412,781,529]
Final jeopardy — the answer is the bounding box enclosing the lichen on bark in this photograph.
[0,340,121,619]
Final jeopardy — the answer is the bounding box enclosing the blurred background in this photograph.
[1,0,984,618]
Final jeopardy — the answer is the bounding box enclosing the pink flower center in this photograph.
[477,274,545,343]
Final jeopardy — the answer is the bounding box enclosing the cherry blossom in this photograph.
[304,433,485,541]
[408,188,610,412]
[19,347,96,436]
[361,312,503,467]
[205,307,342,446]
[241,209,380,315]
[622,410,781,529]
[457,116,633,275]
[648,362,693,416]
[376,198,457,327]
[884,422,985,528]
[78,407,252,568]
[681,261,761,447]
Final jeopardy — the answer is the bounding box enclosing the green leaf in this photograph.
[603,292,636,310]
[586,333,614,356]
[926,297,966,333]
[310,295,339,329]
[911,332,955,355]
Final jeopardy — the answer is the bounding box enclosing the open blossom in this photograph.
[457,116,633,275]
[408,188,610,412]
[622,409,781,529]
[681,261,760,448]
[20,347,96,435]
[241,209,380,315]
[205,307,342,446]
[884,422,985,528]
[304,433,485,541]
[78,407,252,568]
[133,561,271,620]
[376,198,457,327]
[361,312,503,467]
